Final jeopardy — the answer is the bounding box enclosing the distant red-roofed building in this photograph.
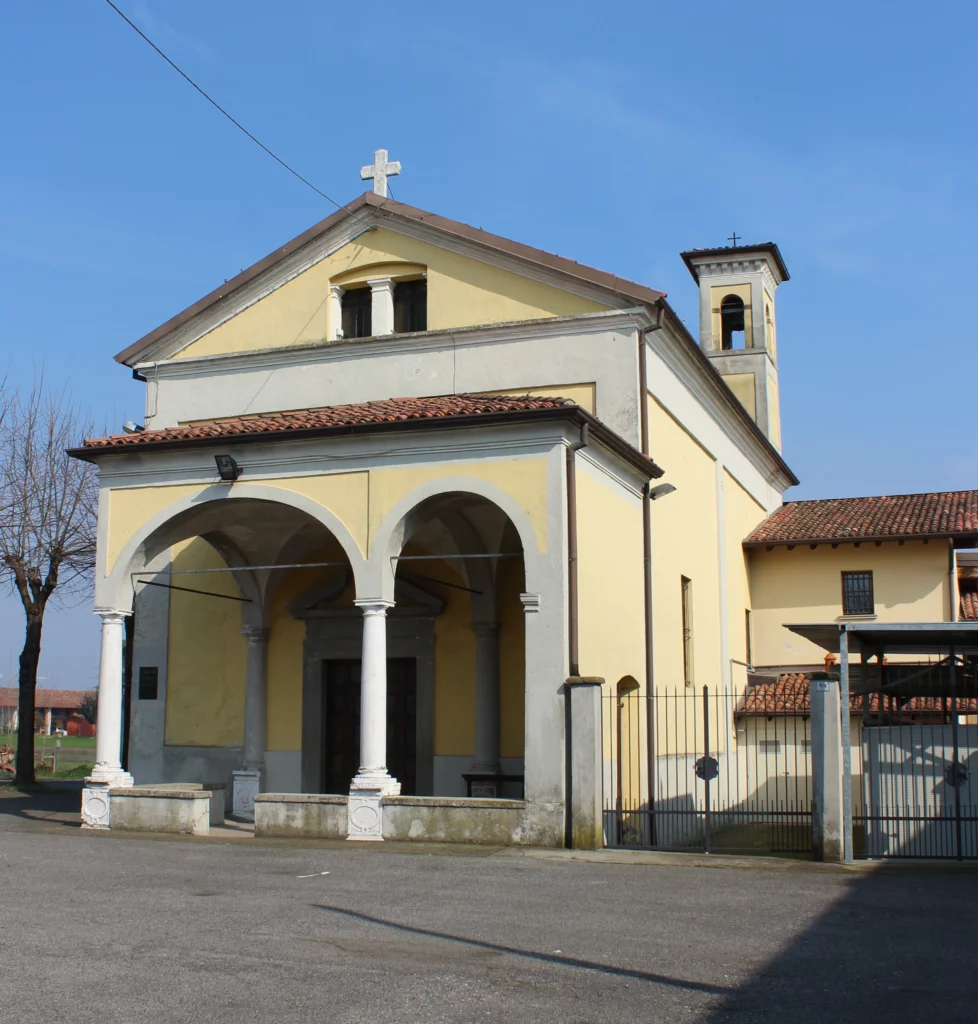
[0,688,96,737]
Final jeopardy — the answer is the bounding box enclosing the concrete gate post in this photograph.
[565,677,604,850]
[810,676,844,862]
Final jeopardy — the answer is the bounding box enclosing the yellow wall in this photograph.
[723,471,767,671]
[724,372,756,420]
[173,227,609,360]
[647,395,721,693]
[576,468,646,690]
[749,540,952,667]
[482,382,596,415]
[367,457,549,555]
[164,538,247,747]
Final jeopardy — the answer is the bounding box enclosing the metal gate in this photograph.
[603,685,812,855]
[852,661,978,859]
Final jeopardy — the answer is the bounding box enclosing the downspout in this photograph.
[640,305,664,841]
[567,422,589,678]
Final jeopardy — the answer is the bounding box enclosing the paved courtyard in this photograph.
[1,787,976,1023]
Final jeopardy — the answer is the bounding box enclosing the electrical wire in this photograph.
[102,0,349,211]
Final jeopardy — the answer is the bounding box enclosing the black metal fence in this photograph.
[603,686,813,855]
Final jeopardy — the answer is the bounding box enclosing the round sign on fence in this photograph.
[945,761,970,788]
[694,755,719,781]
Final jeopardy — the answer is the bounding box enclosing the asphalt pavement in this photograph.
[1,786,976,1023]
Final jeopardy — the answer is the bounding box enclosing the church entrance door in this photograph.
[321,658,417,795]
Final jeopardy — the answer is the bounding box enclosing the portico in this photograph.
[73,394,661,844]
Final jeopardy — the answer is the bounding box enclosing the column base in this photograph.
[82,770,134,829]
[232,770,261,820]
[347,773,400,841]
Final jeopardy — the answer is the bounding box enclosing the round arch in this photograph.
[366,475,543,603]
[97,482,368,611]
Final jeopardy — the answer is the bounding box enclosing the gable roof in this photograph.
[70,393,665,480]
[744,490,978,548]
[114,192,667,367]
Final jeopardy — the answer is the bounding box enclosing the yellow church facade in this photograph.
[71,184,830,845]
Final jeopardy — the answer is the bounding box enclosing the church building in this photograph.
[71,152,974,846]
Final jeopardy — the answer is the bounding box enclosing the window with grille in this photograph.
[394,279,427,333]
[681,576,693,687]
[758,739,782,753]
[842,571,875,616]
[341,287,372,339]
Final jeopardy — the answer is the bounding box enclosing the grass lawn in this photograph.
[0,735,96,750]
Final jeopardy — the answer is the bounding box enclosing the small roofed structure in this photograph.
[0,688,96,737]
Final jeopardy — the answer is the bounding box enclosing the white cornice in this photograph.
[137,307,653,379]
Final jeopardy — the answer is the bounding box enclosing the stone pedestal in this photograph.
[232,769,261,820]
[811,677,844,862]
[565,676,605,850]
[81,780,113,829]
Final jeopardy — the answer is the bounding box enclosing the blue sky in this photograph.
[1,0,975,689]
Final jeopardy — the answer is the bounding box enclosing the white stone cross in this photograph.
[360,148,401,198]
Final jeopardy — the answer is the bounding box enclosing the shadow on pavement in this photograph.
[0,780,82,828]
[698,866,978,1022]
[316,904,734,996]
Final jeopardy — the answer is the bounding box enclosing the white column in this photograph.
[348,600,398,841]
[233,626,268,820]
[368,278,395,337]
[82,610,134,829]
[43,708,52,736]
[329,283,344,340]
[470,623,502,783]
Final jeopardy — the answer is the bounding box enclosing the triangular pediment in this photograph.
[116,193,664,367]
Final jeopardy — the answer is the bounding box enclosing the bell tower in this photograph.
[680,241,789,450]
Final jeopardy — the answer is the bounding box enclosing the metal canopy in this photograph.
[786,621,978,656]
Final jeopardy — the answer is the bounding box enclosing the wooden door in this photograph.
[322,658,416,795]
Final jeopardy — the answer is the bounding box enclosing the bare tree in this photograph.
[79,689,98,726]
[0,381,98,785]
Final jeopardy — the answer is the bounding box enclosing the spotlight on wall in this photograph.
[215,454,241,481]
[649,482,677,501]
[122,421,144,434]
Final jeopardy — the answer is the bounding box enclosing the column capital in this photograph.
[354,599,395,616]
[366,276,395,293]
[519,592,540,614]
[471,621,500,638]
[241,625,270,643]
[329,282,345,297]
[94,608,131,623]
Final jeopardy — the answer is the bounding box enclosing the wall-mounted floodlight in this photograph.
[122,421,144,434]
[649,482,677,501]
[215,454,241,481]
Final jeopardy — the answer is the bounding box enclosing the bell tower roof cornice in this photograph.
[680,242,790,285]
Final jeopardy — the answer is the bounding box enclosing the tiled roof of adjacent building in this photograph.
[961,590,978,621]
[744,491,978,547]
[737,674,978,716]
[71,394,665,479]
[0,688,91,710]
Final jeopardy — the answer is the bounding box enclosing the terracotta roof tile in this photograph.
[737,674,978,716]
[81,394,575,450]
[0,688,92,709]
[961,590,978,621]
[745,491,978,546]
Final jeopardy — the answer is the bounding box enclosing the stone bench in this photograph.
[109,786,211,835]
[254,793,349,839]
[137,782,226,826]
[383,795,527,845]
